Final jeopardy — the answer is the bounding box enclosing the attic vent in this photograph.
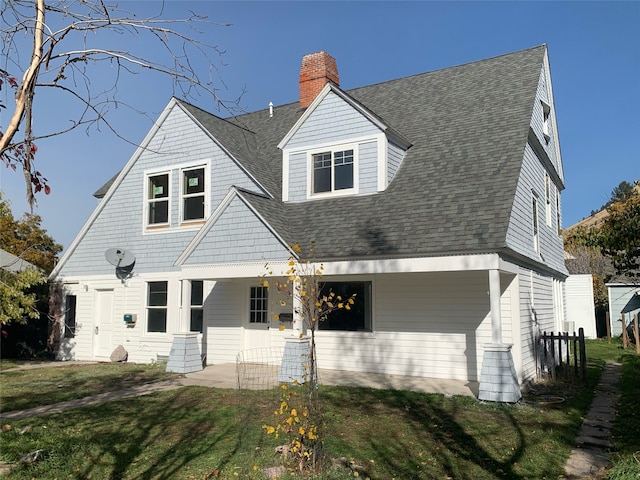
[299,51,339,109]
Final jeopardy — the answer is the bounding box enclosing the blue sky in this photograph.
[1,1,638,251]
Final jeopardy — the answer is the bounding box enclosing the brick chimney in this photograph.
[299,51,339,109]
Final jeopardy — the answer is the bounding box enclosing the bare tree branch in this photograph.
[0,0,237,209]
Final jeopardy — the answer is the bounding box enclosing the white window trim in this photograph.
[146,280,169,334]
[545,174,552,227]
[248,284,270,325]
[541,101,551,144]
[144,169,172,231]
[142,161,211,234]
[307,142,359,199]
[179,163,210,226]
[532,194,540,255]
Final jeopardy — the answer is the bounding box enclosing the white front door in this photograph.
[94,289,114,358]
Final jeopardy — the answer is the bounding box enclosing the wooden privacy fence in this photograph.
[537,327,587,384]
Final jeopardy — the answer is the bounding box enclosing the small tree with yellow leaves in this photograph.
[261,243,356,471]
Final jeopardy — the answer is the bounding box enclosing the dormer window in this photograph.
[312,148,354,195]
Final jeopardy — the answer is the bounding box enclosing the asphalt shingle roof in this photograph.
[95,45,547,261]
[219,46,545,260]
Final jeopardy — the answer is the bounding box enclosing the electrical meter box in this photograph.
[123,314,137,324]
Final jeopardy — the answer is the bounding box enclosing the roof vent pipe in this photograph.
[269,101,273,118]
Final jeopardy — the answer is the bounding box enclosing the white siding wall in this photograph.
[565,275,597,338]
[205,281,244,364]
[314,272,497,382]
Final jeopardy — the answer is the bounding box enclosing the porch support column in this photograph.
[478,269,521,403]
[489,268,503,344]
[292,276,304,337]
[180,280,192,333]
[280,275,311,384]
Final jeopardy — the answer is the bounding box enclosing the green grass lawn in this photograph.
[0,341,638,480]
[0,362,178,412]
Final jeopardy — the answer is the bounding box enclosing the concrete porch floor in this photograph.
[180,363,479,397]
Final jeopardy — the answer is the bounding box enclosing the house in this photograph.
[1,248,38,273]
[50,45,568,402]
[606,279,640,337]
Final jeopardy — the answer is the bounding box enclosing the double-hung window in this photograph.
[182,167,206,222]
[147,173,170,226]
[312,148,354,194]
[147,281,168,333]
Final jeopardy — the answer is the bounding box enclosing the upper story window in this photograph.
[532,196,540,254]
[545,174,552,227]
[182,167,206,223]
[541,101,551,144]
[312,148,354,195]
[147,173,170,226]
[144,162,209,231]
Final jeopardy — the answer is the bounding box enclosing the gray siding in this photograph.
[387,142,405,184]
[530,69,561,177]
[287,151,308,202]
[506,144,567,275]
[58,103,264,277]
[183,196,290,265]
[607,285,640,336]
[359,141,378,194]
[518,268,557,381]
[285,92,379,149]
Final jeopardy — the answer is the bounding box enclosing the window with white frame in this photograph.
[532,196,540,254]
[312,148,354,194]
[147,173,170,226]
[249,286,269,323]
[181,166,206,222]
[545,174,552,227]
[190,280,204,333]
[542,101,551,144]
[556,187,561,234]
[147,281,168,333]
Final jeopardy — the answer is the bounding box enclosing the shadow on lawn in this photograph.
[323,388,533,480]
[61,389,241,480]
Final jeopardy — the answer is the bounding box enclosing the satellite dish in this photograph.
[105,248,136,268]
